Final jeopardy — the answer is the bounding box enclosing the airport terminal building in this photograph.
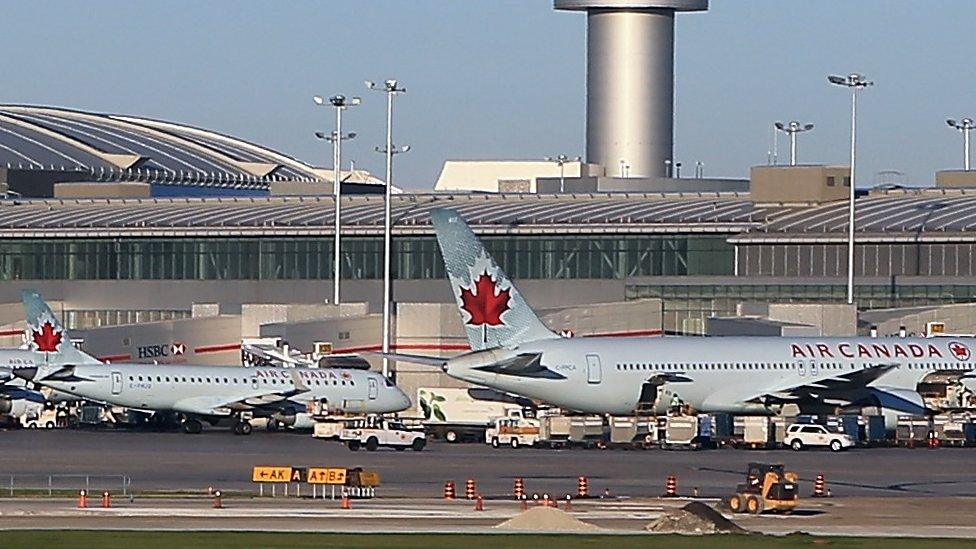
[3,106,976,392]
[4,187,976,333]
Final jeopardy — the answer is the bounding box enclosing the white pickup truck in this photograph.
[340,417,427,452]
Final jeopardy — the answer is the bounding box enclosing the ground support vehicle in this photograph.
[340,417,426,452]
[486,415,540,449]
[728,462,799,515]
[784,423,856,452]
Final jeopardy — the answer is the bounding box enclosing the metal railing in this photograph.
[2,474,131,497]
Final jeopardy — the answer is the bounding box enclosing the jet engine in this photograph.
[867,386,927,430]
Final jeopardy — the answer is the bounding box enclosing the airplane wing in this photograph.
[472,352,566,380]
[747,363,900,405]
[173,372,311,416]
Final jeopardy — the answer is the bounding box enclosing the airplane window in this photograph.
[224,378,229,384]
[128,376,133,381]
[155,377,160,382]
[165,377,170,382]
[206,378,211,383]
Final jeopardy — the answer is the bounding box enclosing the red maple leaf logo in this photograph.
[31,321,62,352]
[459,270,511,327]
[949,342,970,361]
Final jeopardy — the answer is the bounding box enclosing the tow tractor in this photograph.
[728,462,799,515]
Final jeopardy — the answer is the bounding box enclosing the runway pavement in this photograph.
[2,496,976,538]
[1,429,975,500]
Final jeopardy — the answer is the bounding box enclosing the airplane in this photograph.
[383,209,976,428]
[0,328,75,420]
[13,290,411,435]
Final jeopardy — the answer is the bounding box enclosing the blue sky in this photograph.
[2,1,973,188]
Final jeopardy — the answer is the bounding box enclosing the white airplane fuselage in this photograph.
[447,335,973,415]
[30,362,410,417]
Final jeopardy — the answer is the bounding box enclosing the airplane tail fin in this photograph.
[430,208,557,351]
[21,289,100,365]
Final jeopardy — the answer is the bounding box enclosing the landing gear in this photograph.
[183,419,203,434]
[233,421,253,436]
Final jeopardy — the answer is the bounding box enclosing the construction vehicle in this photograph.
[728,462,799,515]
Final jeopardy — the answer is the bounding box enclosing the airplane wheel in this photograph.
[729,494,744,513]
[412,438,426,452]
[183,419,203,434]
[365,437,379,451]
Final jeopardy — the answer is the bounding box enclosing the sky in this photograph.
[1,1,973,189]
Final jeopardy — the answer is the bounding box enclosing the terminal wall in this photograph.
[860,303,976,337]
[76,315,242,365]
[0,279,624,316]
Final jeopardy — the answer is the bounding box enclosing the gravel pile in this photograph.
[495,505,601,532]
[645,501,747,535]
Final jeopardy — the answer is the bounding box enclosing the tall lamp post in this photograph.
[544,154,581,192]
[947,118,974,171]
[828,73,872,305]
[313,94,360,305]
[367,79,409,379]
[774,121,814,166]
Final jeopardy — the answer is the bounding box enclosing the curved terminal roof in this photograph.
[0,192,785,238]
[0,105,324,189]
[732,189,976,243]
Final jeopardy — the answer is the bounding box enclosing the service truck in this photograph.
[485,411,540,449]
[340,416,427,452]
[418,387,534,443]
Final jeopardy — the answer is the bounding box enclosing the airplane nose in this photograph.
[12,367,37,381]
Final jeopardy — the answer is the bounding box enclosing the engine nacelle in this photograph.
[869,386,927,430]
[0,398,41,418]
[272,412,297,427]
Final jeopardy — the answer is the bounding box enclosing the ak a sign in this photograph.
[251,466,292,483]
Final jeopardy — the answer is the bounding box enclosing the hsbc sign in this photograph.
[136,341,187,360]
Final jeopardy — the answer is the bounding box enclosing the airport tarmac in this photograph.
[1,429,975,500]
[1,495,976,538]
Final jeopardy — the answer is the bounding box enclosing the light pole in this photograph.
[313,94,360,305]
[544,155,581,192]
[367,80,409,379]
[828,73,872,305]
[947,118,974,171]
[774,121,815,166]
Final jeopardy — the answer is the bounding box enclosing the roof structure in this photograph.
[0,192,789,238]
[0,105,325,189]
[733,189,976,243]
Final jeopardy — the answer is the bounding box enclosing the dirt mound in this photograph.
[645,501,747,535]
[495,505,601,532]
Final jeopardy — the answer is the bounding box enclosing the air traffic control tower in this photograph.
[555,1,708,178]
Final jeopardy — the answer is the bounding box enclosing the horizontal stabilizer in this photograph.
[370,352,449,367]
